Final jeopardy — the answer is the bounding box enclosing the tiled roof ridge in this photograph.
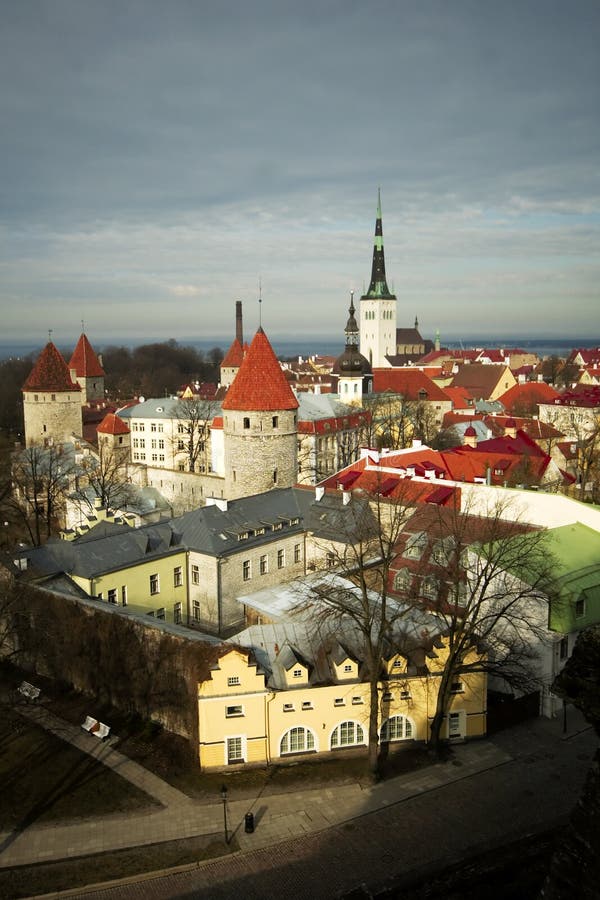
[221,337,245,368]
[23,342,81,393]
[97,412,130,435]
[69,333,105,378]
[222,328,299,412]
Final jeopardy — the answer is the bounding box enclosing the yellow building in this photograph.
[197,628,487,770]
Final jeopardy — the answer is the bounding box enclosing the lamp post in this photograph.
[221,784,229,844]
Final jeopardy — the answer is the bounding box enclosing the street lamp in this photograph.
[221,784,229,844]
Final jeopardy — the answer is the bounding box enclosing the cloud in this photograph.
[0,1,598,346]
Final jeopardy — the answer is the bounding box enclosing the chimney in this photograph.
[235,300,243,345]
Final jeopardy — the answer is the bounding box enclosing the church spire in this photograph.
[344,290,359,348]
[365,188,394,299]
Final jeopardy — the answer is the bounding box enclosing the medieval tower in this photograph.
[222,327,298,500]
[359,190,397,368]
[68,332,106,403]
[22,342,83,447]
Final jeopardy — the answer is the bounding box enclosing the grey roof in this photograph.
[118,397,222,421]
[16,487,378,580]
[297,393,358,422]
[232,573,444,689]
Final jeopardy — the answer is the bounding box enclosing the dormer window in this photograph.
[343,664,352,673]
[292,668,303,678]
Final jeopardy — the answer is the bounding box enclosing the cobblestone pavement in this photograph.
[1,706,596,899]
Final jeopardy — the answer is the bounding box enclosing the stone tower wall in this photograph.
[223,408,298,500]
[23,391,83,447]
[76,374,105,404]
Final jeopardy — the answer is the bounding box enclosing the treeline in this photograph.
[102,340,223,400]
[0,340,224,436]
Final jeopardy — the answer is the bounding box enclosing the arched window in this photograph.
[331,720,365,749]
[380,715,414,743]
[280,726,316,755]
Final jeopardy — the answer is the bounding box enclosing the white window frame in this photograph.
[225,704,244,718]
[173,566,183,587]
[150,573,160,595]
[380,714,414,742]
[279,726,317,756]
[191,564,200,585]
[225,735,246,765]
[330,720,365,749]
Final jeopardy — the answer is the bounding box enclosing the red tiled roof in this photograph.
[97,413,129,435]
[68,333,105,378]
[221,337,245,368]
[372,368,451,401]
[450,364,514,399]
[444,385,476,408]
[551,386,600,408]
[23,342,81,393]
[425,485,455,505]
[222,328,299,412]
[338,470,362,489]
[497,381,559,414]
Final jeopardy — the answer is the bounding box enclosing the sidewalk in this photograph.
[0,702,595,876]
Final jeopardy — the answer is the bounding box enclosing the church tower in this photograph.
[22,342,82,447]
[222,327,298,500]
[359,190,397,368]
[68,332,105,403]
[333,292,372,402]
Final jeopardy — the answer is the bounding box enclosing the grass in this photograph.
[0,705,159,831]
[0,834,237,899]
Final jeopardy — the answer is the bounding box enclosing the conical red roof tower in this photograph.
[23,342,81,393]
[69,333,105,378]
[222,328,298,412]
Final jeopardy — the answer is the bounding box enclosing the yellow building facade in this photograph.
[197,643,487,770]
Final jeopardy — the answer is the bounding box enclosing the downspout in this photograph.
[265,690,276,765]
[185,549,190,625]
[217,556,223,635]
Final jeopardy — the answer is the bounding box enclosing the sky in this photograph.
[1,0,599,351]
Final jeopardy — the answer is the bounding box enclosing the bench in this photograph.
[18,681,41,701]
[81,716,111,740]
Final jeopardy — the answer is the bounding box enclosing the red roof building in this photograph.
[222,328,299,412]
[97,413,130,436]
[23,342,81,393]
[497,381,560,416]
[69,333,105,379]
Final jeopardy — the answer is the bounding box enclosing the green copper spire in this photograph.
[363,188,395,299]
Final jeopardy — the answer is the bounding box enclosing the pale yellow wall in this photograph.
[71,550,188,624]
[196,643,487,770]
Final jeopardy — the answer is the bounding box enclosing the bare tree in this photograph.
[74,440,134,512]
[307,478,428,777]
[7,444,76,545]
[391,497,558,755]
[173,398,218,473]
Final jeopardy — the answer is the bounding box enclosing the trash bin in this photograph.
[244,811,255,833]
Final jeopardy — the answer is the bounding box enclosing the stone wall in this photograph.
[223,408,298,500]
[23,391,83,447]
[4,581,221,746]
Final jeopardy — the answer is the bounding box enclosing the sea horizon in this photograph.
[1,335,599,363]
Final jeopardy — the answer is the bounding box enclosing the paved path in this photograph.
[0,704,596,899]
